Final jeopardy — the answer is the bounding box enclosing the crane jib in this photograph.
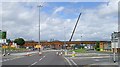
[69,13,82,42]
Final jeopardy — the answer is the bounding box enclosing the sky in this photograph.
[0,0,119,41]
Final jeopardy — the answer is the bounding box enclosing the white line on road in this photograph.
[39,56,46,61]
[70,59,77,65]
[39,58,43,61]
[31,62,38,65]
[6,59,10,61]
[2,56,25,62]
[43,56,45,58]
[94,59,100,61]
[64,57,72,65]
[29,55,46,67]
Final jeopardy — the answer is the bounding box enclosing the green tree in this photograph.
[2,31,6,39]
[7,39,11,44]
[0,31,6,39]
[95,41,100,51]
[14,38,25,47]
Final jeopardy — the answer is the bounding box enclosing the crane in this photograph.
[69,13,82,42]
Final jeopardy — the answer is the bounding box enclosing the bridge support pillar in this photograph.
[100,42,104,51]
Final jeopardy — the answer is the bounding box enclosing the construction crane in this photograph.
[69,13,82,42]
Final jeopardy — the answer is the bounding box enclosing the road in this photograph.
[2,51,70,67]
[1,50,119,67]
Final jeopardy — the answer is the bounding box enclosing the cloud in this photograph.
[53,6,64,14]
[1,1,118,41]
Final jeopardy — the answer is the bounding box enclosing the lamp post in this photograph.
[81,35,82,41]
[37,5,42,52]
[64,27,66,49]
[118,32,120,65]
[64,27,68,55]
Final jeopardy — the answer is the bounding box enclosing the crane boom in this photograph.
[69,13,82,42]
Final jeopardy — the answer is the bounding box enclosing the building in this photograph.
[24,41,38,47]
[23,40,111,51]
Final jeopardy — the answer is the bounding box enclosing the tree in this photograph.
[95,41,100,51]
[2,31,6,39]
[7,39,11,44]
[14,38,25,47]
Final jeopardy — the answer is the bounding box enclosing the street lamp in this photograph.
[81,35,82,41]
[37,5,42,52]
[64,27,68,55]
[64,27,66,49]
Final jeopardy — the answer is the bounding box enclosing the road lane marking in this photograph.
[39,55,46,61]
[39,58,43,61]
[43,56,45,58]
[29,55,46,67]
[2,56,25,62]
[31,62,38,65]
[94,59,100,61]
[6,59,10,61]
[64,57,72,65]
[3,60,7,62]
[70,59,77,65]
[64,57,78,67]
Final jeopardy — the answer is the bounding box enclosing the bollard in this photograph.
[65,52,67,55]
[65,50,68,55]
[39,52,42,56]
[60,52,63,55]
[72,51,76,57]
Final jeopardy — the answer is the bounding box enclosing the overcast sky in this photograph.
[1,0,119,41]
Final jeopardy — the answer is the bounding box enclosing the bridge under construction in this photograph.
[24,41,111,51]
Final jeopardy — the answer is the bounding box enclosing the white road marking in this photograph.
[31,62,38,65]
[39,58,43,61]
[2,56,24,62]
[43,56,45,58]
[6,59,9,61]
[3,60,7,62]
[70,59,77,65]
[64,57,72,65]
[9,59,13,61]
[39,56,46,61]
[94,59,100,61]
[30,55,46,66]
[70,56,110,60]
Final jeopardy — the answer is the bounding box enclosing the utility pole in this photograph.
[118,32,120,65]
[64,27,68,55]
[81,35,82,41]
[37,5,42,52]
[64,27,66,49]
